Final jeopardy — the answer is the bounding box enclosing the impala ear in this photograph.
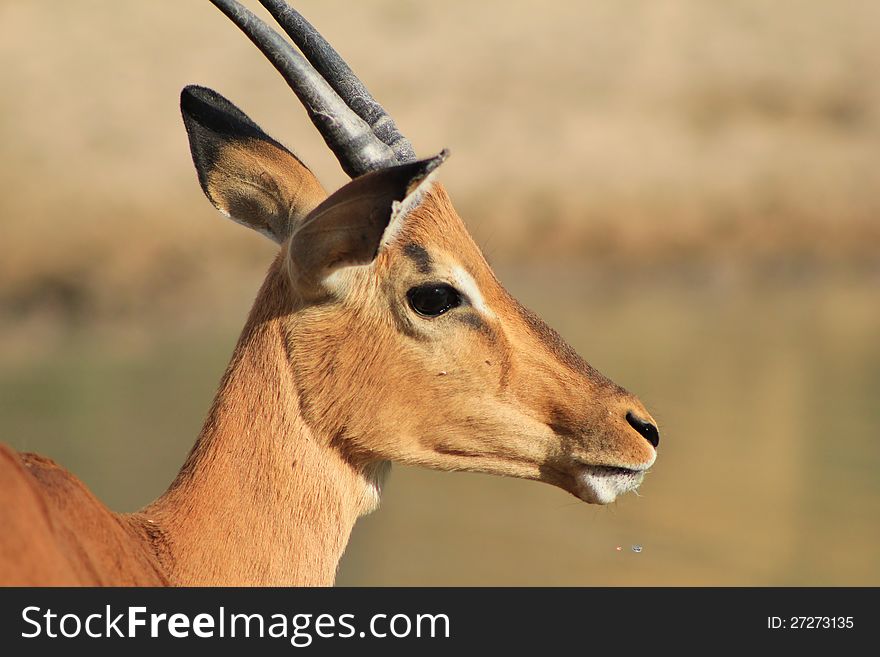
[181,85,326,243]
[288,151,448,296]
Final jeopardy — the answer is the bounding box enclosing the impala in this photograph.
[0,0,659,586]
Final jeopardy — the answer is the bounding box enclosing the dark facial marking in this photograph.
[450,310,512,391]
[547,405,578,439]
[401,242,433,275]
[452,311,495,341]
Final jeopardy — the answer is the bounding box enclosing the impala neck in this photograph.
[144,257,381,586]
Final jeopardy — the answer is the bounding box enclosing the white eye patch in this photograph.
[451,265,493,318]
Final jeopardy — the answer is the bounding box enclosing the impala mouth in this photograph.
[573,464,648,505]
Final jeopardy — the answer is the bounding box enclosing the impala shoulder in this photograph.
[5,446,91,498]
[0,445,90,528]
[0,445,80,584]
[0,444,56,492]
[0,444,168,585]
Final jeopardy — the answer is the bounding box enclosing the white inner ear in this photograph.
[224,208,283,244]
[379,172,439,251]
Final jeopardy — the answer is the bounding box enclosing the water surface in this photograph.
[2,266,878,585]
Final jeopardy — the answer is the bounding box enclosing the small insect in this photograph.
[615,546,623,552]
[631,544,643,553]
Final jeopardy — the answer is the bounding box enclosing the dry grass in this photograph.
[1,0,879,323]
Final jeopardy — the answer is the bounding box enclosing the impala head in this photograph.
[184,0,659,505]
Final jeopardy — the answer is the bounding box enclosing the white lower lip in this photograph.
[574,465,647,505]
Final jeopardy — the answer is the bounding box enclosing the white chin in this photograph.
[574,466,646,505]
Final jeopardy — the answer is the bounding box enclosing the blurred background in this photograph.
[1,0,878,585]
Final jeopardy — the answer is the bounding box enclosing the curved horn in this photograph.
[209,0,396,177]
[259,0,416,163]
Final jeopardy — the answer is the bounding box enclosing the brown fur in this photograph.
[0,446,165,585]
[1,121,658,585]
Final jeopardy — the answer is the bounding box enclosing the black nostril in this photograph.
[626,411,660,448]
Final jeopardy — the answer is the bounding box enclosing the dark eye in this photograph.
[407,284,462,317]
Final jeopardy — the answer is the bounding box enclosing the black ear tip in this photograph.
[180,84,223,126]
[180,85,237,121]
[181,84,216,111]
[179,84,266,140]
